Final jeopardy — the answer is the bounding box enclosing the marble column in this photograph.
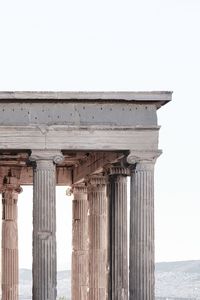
[71,184,89,300]
[87,176,108,300]
[30,150,64,300]
[127,151,160,300]
[107,167,129,300]
[1,173,22,300]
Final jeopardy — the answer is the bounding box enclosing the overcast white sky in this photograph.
[1,0,200,270]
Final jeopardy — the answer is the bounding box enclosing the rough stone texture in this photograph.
[128,154,157,300]
[30,150,64,300]
[1,174,21,300]
[0,102,158,127]
[107,167,129,300]
[87,176,108,300]
[72,185,89,300]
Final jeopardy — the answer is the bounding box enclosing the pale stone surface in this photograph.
[72,185,89,300]
[87,176,109,300]
[1,173,21,300]
[107,167,129,300]
[0,125,160,151]
[30,150,64,300]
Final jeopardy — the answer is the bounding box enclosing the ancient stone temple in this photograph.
[0,91,172,300]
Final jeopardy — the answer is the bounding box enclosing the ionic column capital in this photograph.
[127,150,162,168]
[72,183,87,198]
[1,171,22,195]
[1,184,22,195]
[30,149,64,165]
[106,166,130,176]
[86,175,106,187]
[1,190,21,208]
[0,167,9,192]
[1,175,21,220]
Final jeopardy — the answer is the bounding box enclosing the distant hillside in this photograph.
[19,261,200,299]
[19,270,71,300]
[156,260,200,274]
[156,260,200,299]
[20,269,32,281]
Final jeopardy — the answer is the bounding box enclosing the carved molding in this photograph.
[86,175,106,188]
[107,166,130,176]
[30,149,64,164]
[1,173,21,220]
[0,125,159,151]
[127,150,162,165]
[72,183,87,197]
[0,169,22,195]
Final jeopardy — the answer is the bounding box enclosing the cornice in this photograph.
[0,91,172,108]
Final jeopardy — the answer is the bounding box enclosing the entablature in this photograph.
[0,91,172,151]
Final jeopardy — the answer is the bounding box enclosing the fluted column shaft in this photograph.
[107,167,129,300]
[72,185,89,300]
[30,150,63,300]
[87,176,108,300]
[1,175,21,300]
[128,154,157,300]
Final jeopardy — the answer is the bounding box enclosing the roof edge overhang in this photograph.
[0,91,172,108]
